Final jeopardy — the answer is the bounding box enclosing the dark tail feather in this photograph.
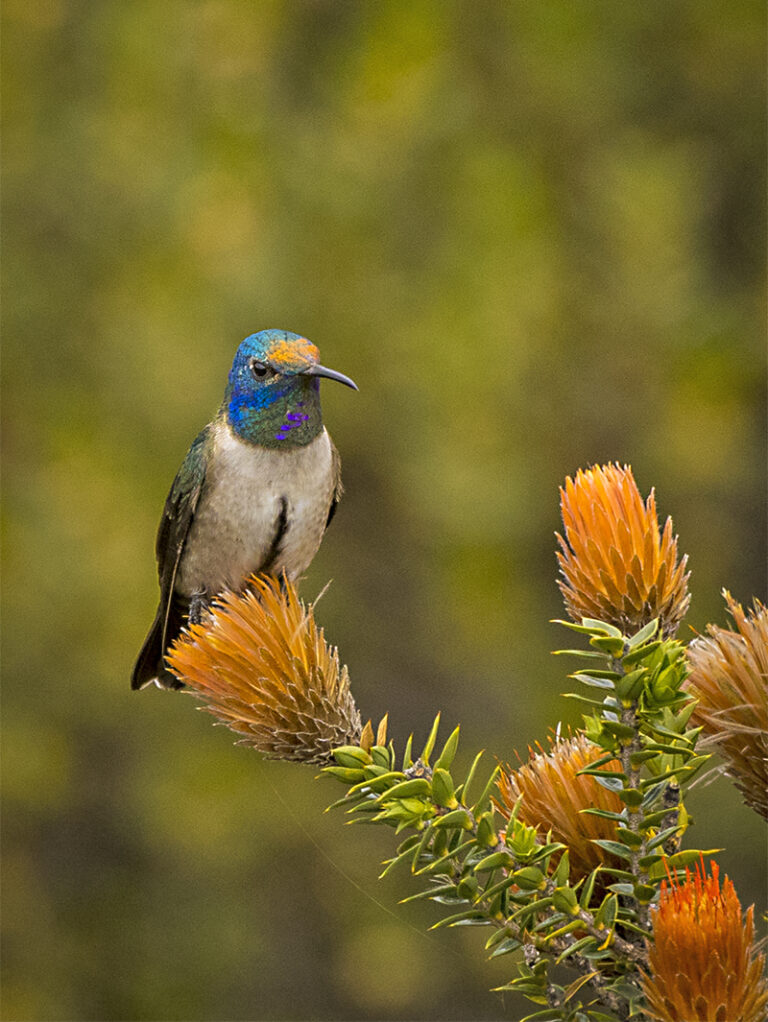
[131,601,186,690]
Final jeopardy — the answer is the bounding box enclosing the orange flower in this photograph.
[641,860,767,1022]
[495,733,625,882]
[167,575,361,764]
[686,592,768,820]
[557,464,690,638]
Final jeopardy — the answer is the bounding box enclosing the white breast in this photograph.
[176,421,335,598]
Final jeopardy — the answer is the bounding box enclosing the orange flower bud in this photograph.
[167,575,361,764]
[557,463,690,638]
[642,860,767,1022]
[686,592,768,820]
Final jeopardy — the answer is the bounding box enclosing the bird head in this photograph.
[225,329,356,446]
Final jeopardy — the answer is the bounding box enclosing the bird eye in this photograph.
[249,358,273,379]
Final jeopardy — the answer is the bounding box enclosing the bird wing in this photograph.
[155,423,211,651]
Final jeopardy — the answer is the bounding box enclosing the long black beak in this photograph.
[302,364,358,390]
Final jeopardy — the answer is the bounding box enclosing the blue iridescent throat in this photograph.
[225,377,323,449]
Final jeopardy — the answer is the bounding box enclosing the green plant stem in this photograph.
[619,700,651,933]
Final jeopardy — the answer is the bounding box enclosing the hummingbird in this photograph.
[131,328,357,691]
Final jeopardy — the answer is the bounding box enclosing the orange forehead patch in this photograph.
[269,337,319,369]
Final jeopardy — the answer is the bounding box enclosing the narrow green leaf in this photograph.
[648,720,697,742]
[379,842,426,878]
[579,868,600,909]
[347,770,404,795]
[615,827,644,848]
[582,751,621,769]
[551,886,579,915]
[506,896,554,926]
[402,733,414,770]
[664,848,721,869]
[431,768,457,809]
[562,692,618,709]
[399,883,456,904]
[626,618,659,647]
[594,893,618,929]
[597,867,634,880]
[433,807,472,830]
[639,766,691,789]
[375,778,431,802]
[580,618,624,637]
[555,935,599,964]
[475,813,497,848]
[553,850,570,887]
[529,841,567,863]
[324,791,369,812]
[434,726,460,772]
[369,745,392,769]
[474,850,514,873]
[629,750,657,767]
[322,765,366,783]
[616,919,653,939]
[643,741,694,756]
[332,746,372,768]
[471,764,501,814]
[485,926,512,950]
[638,853,663,868]
[481,873,525,902]
[580,808,626,822]
[543,919,584,943]
[512,865,546,890]
[413,839,477,876]
[395,833,422,854]
[489,937,522,959]
[645,826,681,851]
[602,720,637,740]
[590,839,634,861]
[429,909,488,930]
[572,673,616,689]
[606,883,634,897]
[578,767,627,781]
[590,635,626,656]
[552,648,609,659]
[420,713,442,766]
[633,883,657,903]
[552,618,615,636]
[460,749,486,806]
[614,667,648,699]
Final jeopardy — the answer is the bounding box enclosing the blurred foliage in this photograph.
[1,1,765,1020]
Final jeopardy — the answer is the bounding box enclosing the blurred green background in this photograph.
[2,1,765,1019]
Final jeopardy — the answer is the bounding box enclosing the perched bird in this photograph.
[131,328,357,690]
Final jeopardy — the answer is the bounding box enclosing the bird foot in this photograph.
[188,590,212,626]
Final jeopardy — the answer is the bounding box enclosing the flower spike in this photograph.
[557,463,690,637]
[685,591,768,819]
[641,859,767,1022]
[167,574,362,764]
[495,733,625,883]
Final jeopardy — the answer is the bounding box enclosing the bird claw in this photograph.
[188,590,211,626]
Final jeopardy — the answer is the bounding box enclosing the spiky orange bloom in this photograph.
[557,464,690,638]
[167,575,362,764]
[641,860,767,1022]
[495,734,625,881]
[685,592,768,820]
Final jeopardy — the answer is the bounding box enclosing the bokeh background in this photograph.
[2,2,765,1019]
